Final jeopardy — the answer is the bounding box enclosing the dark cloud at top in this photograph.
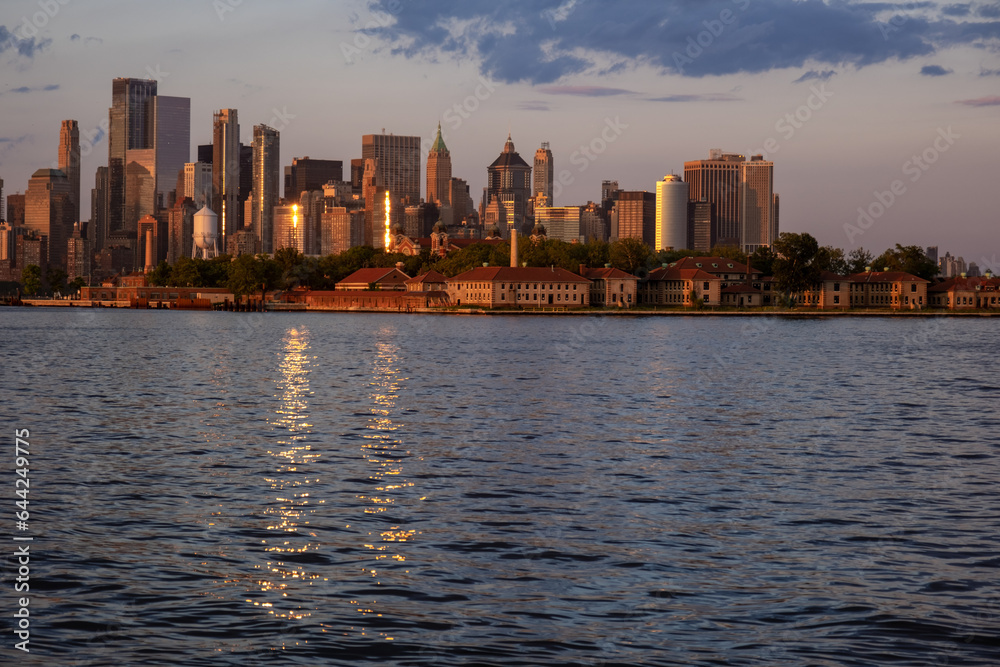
[0,24,52,59]
[942,4,972,16]
[979,4,1000,18]
[3,84,59,95]
[366,0,999,83]
[921,64,952,75]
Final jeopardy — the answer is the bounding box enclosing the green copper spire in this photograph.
[430,122,448,153]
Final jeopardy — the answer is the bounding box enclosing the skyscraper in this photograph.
[109,77,157,234]
[212,109,240,242]
[684,150,744,247]
[485,133,531,236]
[152,96,191,208]
[361,132,421,205]
[284,157,343,202]
[612,191,655,244]
[739,155,775,253]
[91,166,109,252]
[58,120,80,223]
[535,206,581,243]
[252,125,280,254]
[426,123,451,207]
[24,168,73,271]
[183,162,212,210]
[655,174,689,251]
[533,142,554,204]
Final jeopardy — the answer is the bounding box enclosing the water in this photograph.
[2,307,999,666]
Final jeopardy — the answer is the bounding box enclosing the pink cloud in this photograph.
[956,96,1000,107]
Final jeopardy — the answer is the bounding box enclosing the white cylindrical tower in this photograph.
[655,174,689,251]
[192,206,219,259]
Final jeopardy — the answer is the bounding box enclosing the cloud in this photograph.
[647,93,742,102]
[2,84,59,96]
[921,64,953,75]
[955,95,1000,105]
[365,0,999,82]
[536,85,634,96]
[793,69,837,83]
[941,4,972,16]
[980,67,1000,76]
[0,24,52,59]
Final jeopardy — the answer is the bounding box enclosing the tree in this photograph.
[609,238,652,276]
[749,246,777,276]
[814,246,849,275]
[67,276,87,295]
[46,267,67,294]
[170,257,202,287]
[872,244,938,281]
[710,244,746,262]
[772,232,821,296]
[147,260,172,286]
[21,265,42,296]
[847,247,874,275]
[226,253,264,300]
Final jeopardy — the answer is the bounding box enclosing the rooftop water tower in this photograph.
[192,206,219,259]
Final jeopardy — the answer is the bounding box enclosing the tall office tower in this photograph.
[426,123,451,206]
[251,125,280,254]
[534,206,581,243]
[212,108,240,243]
[684,150,745,247]
[533,142,554,204]
[109,77,157,234]
[152,96,190,209]
[183,162,213,210]
[66,222,91,282]
[284,157,343,202]
[238,143,252,230]
[7,194,26,227]
[739,155,775,253]
[362,157,386,247]
[25,168,74,271]
[580,202,605,242]
[612,191,655,244]
[485,133,531,237]
[58,121,80,223]
[197,144,213,164]
[322,207,363,255]
[926,246,939,265]
[91,166,109,252]
[687,199,714,253]
[361,132,421,205]
[655,174,690,251]
[272,203,305,253]
[299,190,324,255]
[773,193,780,240]
[0,178,4,222]
[350,158,365,195]
[600,180,619,236]
[449,177,472,221]
[167,197,197,264]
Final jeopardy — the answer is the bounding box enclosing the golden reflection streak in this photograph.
[350,328,418,639]
[250,326,323,622]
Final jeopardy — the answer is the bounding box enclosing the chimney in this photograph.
[395,261,405,272]
[579,263,586,276]
[144,229,154,274]
[510,229,518,268]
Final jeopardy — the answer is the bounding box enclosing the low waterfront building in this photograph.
[928,274,1000,309]
[580,265,638,307]
[336,266,411,291]
[720,284,763,307]
[640,265,721,306]
[448,266,591,308]
[405,270,449,292]
[847,270,929,309]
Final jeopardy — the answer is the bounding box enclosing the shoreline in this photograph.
[9,300,1000,317]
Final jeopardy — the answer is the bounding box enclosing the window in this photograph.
[834,295,840,304]
[833,283,840,292]
[910,283,916,292]
[501,293,505,301]
[703,282,710,290]
[533,293,537,300]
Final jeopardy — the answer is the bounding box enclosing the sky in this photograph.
[1,0,998,265]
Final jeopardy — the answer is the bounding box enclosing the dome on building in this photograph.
[391,222,404,234]
[433,220,448,233]
[533,223,547,235]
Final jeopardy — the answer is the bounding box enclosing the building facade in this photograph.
[654,174,688,251]
[485,134,531,237]
[739,155,775,252]
[361,133,421,205]
[426,123,451,207]
[25,168,73,272]
[533,142,554,204]
[58,120,81,224]
[212,108,240,243]
[251,125,280,254]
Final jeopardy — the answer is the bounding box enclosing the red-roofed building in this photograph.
[405,270,449,292]
[847,270,929,309]
[448,266,590,308]
[928,274,1000,309]
[796,271,849,309]
[640,265,722,306]
[580,265,638,307]
[336,267,410,291]
[720,284,763,307]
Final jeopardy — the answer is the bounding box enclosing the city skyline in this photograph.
[0,0,997,263]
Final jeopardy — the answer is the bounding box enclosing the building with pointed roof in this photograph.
[484,133,531,238]
[427,122,451,208]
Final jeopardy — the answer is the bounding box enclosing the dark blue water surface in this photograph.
[2,307,999,666]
